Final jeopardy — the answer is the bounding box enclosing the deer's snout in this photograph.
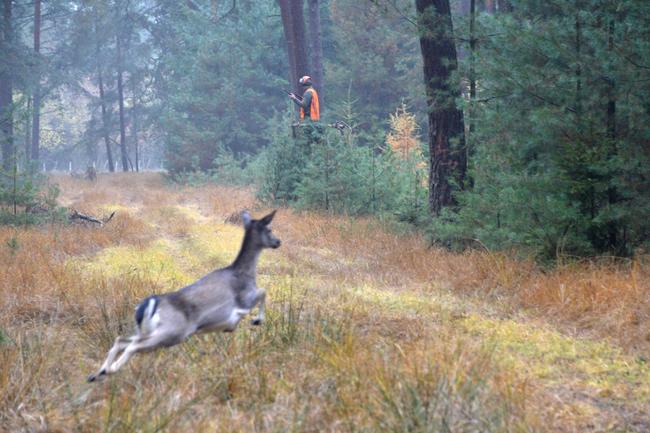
[272,239,281,248]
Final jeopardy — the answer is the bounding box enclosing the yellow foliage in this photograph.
[386,103,421,159]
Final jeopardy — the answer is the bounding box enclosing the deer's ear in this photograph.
[260,210,277,226]
[242,210,252,229]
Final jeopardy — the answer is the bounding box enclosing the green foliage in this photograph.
[170,145,262,188]
[326,0,427,138]
[3,0,648,262]
[257,102,428,224]
[158,0,287,174]
[438,0,650,259]
[294,133,427,221]
[295,129,374,213]
[0,327,8,345]
[256,111,309,204]
[0,166,66,226]
[5,235,19,256]
[156,0,429,174]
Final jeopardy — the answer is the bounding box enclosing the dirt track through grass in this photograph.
[0,173,648,432]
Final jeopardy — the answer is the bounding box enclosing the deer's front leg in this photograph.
[251,288,266,326]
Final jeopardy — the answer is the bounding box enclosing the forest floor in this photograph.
[0,172,648,433]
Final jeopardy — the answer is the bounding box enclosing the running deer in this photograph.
[87,210,281,382]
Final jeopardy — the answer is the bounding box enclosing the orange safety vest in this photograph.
[299,88,320,121]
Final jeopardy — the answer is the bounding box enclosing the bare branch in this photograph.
[69,209,115,226]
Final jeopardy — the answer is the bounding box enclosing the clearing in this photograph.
[0,173,648,432]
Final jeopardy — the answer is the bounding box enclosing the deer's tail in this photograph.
[135,295,160,335]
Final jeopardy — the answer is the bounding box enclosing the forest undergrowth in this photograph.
[0,173,648,432]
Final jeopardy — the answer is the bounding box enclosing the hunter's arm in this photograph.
[291,90,312,109]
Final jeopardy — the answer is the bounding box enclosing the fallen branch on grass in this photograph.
[69,209,115,226]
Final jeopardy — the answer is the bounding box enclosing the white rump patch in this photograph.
[140,299,161,335]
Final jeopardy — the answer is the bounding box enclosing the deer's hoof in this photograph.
[88,369,106,383]
[251,318,263,326]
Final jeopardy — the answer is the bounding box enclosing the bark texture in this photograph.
[116,35,129,172]
[31,0,41,164]
[1,0,13,171]
[278,0,297,90]
[131,82,139,172]
[94,9,114,172]
[415,0,467,215]
[97,69,114,172]
[278,0,309,95]
[308,0,324,100]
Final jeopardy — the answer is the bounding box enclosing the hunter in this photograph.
[288,75,320,122]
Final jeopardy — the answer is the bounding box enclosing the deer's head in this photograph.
[242,210,281,249]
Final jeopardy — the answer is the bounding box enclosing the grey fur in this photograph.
[88,210,280,382]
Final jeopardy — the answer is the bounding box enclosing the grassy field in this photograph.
[0,173,648,433]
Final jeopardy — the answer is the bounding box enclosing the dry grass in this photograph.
[0,173,647,432]
[281,212,649,353]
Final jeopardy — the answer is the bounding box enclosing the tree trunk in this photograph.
[459,0,470,15]
[415,0,467,216]
[485,0,495,13]
[278,0,297,90]
[468,0,476,151]
[131,84,139,172]
[0,0,13,171]
[95,9,114,173]
[278,0,309,96]
[575,9,582,120]
[31,0,41,165]
[290,0,309,86]
[307,0,324,100]
[25,97,31,162]
[606,20,616,141]
[116,35,129,172]
[464,0,476,188]
[498,0,512,13]
[211,0,218,20]
[606,18,618,251]
[98,70,114,172]
[97,74,113,172]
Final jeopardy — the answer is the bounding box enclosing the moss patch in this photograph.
[336,281,650,407]
[460,315,650,402]
[75,239,194,287]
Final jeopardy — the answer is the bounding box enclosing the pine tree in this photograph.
[0,0,13,171]
[443,0,650,257]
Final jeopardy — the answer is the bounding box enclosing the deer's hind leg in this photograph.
[106,327,187,375]
[88,335,134,382]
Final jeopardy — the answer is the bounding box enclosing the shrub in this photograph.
[258,104,429,224]
[0,167,67,226]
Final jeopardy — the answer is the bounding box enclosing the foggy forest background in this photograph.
[0,0,648,260]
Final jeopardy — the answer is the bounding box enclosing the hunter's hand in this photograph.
[289,93,297,100]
